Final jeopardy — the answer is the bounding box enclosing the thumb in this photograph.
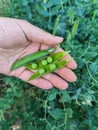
[17,20,63,45]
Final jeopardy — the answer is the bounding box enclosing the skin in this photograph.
[0,17,77,90]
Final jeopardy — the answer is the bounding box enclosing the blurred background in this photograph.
[0,0,98,130]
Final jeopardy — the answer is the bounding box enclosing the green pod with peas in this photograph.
[37,51,70,68]
[25,51,70,70]
[10,48,56,71]
[51,51,70,61]
[28,59,70,81]
[28,68,46,81]
[55,59,70,68]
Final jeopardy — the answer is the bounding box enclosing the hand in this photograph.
[0,17,77,90]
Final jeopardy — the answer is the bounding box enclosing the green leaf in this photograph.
[46,124,51,130]
[59,90,71,103]
[84,52,97,60]
[40,10,50,17]
[89,63,98,74]
[49,108,64,120]
[21,0,28,6]
[48,93,56,101]
[64,108,73,118]
[1,120,10,130]
[28,125,38,130]
[95,108,98,118]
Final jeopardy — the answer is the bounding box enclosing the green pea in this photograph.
[10,48,56,71]
[39,68,45,75]
[41,60,48,66]
[48,64,56,71]
[47,56,53,63]
[31,63,38,69]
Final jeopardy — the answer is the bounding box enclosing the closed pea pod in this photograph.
[10,48,56,71]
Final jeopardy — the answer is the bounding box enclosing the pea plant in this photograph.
[0,0,98,130]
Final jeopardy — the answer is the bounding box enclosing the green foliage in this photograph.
[0,0,98,129]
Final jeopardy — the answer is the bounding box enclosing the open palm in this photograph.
[0,18,77,90]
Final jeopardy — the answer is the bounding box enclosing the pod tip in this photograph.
[48,48,56,53]
[10,66,14,71]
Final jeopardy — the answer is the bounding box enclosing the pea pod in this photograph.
[51,51,70,61]
[38,51,70,67]
[55,59,70,68]
[24,64,33,70]
[26,51,70,70]
[28,68,46,81]
[10,48,56,71]
[28,59,70,81]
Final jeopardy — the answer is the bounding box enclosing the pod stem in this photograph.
[48,48,56,53]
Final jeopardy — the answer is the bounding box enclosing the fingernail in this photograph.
[55,36,64,42]
[61,83,68,90]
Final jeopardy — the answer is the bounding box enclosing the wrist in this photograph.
[0,56,6,75]
[0,49,10,75]
[0,26,5,49]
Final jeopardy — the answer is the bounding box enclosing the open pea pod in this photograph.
[28,59,70,81]
[51,51,70,61]
[25,51,70,70]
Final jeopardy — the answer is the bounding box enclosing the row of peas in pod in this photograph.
[11,48,70,81]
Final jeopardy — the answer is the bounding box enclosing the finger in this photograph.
[27,67,68,90]
[17,20,63,45]
[43,73,68,90]
[56,47,77,69]
[9,67,25,77]
[12,69,53,90]
[55,67,77,82]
